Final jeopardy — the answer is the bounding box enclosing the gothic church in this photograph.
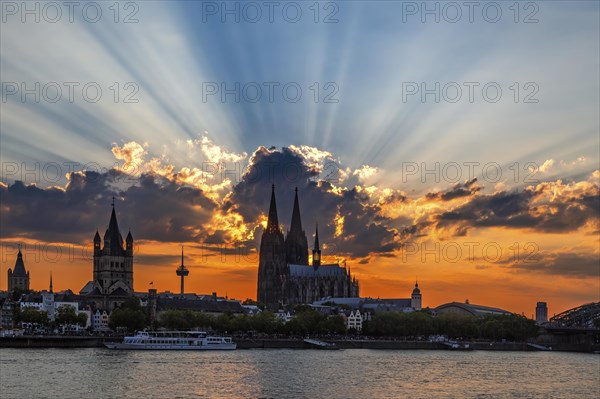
[257,186,359,309]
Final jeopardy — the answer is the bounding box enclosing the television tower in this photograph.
[176,246,189,295]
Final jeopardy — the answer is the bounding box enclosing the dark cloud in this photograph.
[435,183,599,234]
[509,253,600,277]
[223,146,401,258]
[222,146,319,223]
[0,170,217,244]
[425,178,481,201]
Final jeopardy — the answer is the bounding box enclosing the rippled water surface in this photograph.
[1,349,598,398]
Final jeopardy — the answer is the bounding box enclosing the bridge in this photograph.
[548,302,600,329]
[536,302,600,352]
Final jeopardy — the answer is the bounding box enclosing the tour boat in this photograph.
[104,330,236,350]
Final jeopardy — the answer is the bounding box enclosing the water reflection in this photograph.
[1,349,598,398]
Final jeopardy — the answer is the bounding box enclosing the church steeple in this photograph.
[7,244,30,292]
[258,184,287,309]
[49,272,53,293]
[290,187,303,233]
[91,199,135,303]
[266,185,280,234]
[126,229,133,256]
[285,188,309,265]
[312,223,321,269]
[104,200,125,256]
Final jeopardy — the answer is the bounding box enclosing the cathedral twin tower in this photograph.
[258,186,359,309]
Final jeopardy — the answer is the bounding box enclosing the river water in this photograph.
[0,349,598,398]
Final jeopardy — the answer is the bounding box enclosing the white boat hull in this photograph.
[105,342,236,350]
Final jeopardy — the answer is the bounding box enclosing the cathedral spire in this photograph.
[49,272,53,293]
[312,223,321,269]
[266,184,280,234]
[290,187,303,233]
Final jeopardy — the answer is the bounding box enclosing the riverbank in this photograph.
[0,336,596,352]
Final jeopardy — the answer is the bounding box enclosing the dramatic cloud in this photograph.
[111,141,147,166]
[187,136,248,164]
[434,177,599,234]
[1,139,598,267]
[425,178,481,202]
[0,170,217,244]
[223,146,402,258]
[353,165,379,183]
[508,252,600,278]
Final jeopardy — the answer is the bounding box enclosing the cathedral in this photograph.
[257,186,359,309]
[80,202,134,309]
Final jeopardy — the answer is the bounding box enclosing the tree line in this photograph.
[364,311,539,341]
[13,305,88,329]
[147,308,538,341]
[157,307,346,336]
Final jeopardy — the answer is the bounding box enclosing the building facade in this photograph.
[257,186,359,309]
[347,309,364,332]
[7,247,30,292]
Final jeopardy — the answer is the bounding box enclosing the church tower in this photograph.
[92,201,134,298]
[411,280,422,310]
[312,224,321,270]
[285,188,309,265]
[7,246,30,292]
[257,185,288,309]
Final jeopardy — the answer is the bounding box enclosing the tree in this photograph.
[121,298,143,311]
[158,310,216,330]
[55,305,79,326]
[250,311,282,334]
[109,308,147,332]
[15,307,49,327]
[109,300,147,332]
[321,315,347,334]
[77,312,88,327]
[433,313,477,338]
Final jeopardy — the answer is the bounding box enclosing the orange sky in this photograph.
[2,226,597,317]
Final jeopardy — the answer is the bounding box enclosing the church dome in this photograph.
[412,282,420,294]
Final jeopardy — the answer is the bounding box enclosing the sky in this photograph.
[0,1,598,316]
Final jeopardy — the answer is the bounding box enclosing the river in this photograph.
[0,349,598,398]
